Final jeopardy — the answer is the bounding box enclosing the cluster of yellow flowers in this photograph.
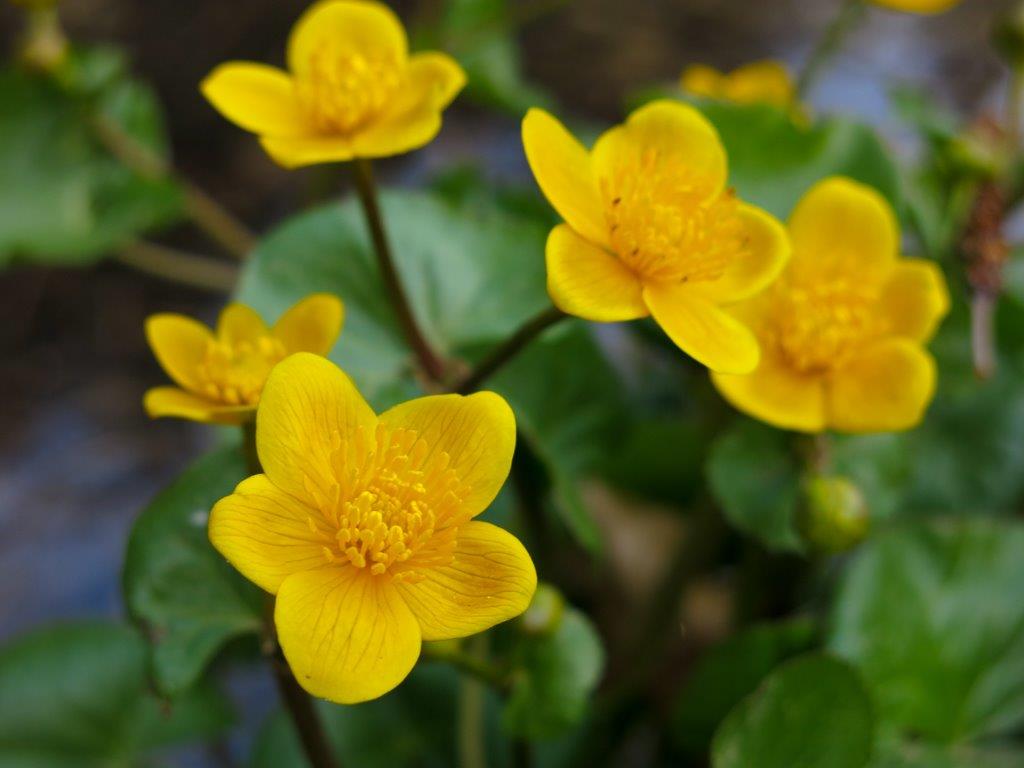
[143,0,956,705]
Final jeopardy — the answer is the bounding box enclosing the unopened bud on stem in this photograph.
[797,475,869,555]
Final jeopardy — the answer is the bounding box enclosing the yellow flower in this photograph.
[522,100,790,374]
[680,60,797,111]
[200,0,466,168]
[869,0,961,13]
[209,353,536,703]
[144,294,343,425]
[711,177,950,433]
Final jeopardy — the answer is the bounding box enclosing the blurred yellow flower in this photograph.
[870,0,961,13]
[145,294,343,425]
[712,177,949,433]
[522,100,790,374]
[680,60,797,111]
[209,353,536,703]
[201,0,466,168]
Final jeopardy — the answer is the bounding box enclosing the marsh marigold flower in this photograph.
[711,177,949,433]
[144,294,343,425]
[870,0,961,13]
[680,60,797,112]
[209,353,536,703]
[522,100,790,374]
[201,0,466,168]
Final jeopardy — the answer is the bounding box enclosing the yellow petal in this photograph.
[217,303,268,346]
[405,51,466,110]
[209,475,328,593]
[695,203,790,303]
[200,63,310,137]
[145,313,214,392]
[680,64,724,99]
[725,61,795,108]
[272,293,345,355]
[870,0,961,13]
[643,282,760,374]
[592,100,727,201]
[144,386,254,425]
[260,135,355,169]
[826,339,937,433]
[276,567,420,704]
[522,108,609,248]
[257,353,377,508]
[546,224,648,321]
[788,177,898,283]
[711,354,827,433]
[878,260,950,342]
[379,392,515,519]
[350,100,442,159]
[395,521,536,641]
[287,0,407,77]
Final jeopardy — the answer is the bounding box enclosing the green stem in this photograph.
[457,635,489,768]
[796,0,866,98]
[114,240,237,293]
[241,420,261,476]
[454,306,567,394]
[350,159,448,383]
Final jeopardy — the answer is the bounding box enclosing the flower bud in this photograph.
[519,583,565,636]
[797,475,869,555]
[16,5,68,74]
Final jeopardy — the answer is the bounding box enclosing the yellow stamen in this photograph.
[195,335,287,406]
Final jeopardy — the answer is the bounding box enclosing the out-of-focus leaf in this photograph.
[0,622,232,767]
[0,48,183,266]
[672,618,818,756]
[711,654,874,768]
[870,743,1024,768]
[237,190,622,552]
[123,443,262,696]
[829,518,1024,744]
[502,607,605,740]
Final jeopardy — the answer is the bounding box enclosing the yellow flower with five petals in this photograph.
[209,353,536,703]
[681,60,797,112]
[144,294,343,425]
[711,177,949,433]
[201,0,466,168]
[522,100,790,374]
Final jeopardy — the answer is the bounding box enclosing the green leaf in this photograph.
[236,190,623,551]
[711,654,874,768]
[123,443,263,696]
[829,518,1024,745]
[0,48,183,266]
[0,621,232,767]
[673,618,819,756]
[503,607,605,740]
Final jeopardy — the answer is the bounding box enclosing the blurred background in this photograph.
[0,0,1013,762]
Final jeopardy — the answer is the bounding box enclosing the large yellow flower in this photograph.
[201,0,466,168]
[680,60,797,111]
[209,354,536,703]
[522,100,790,374]
[869,0,961,13]
[711,177,950,433]
[145,294,343,425]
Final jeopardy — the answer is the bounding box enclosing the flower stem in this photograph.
[270,654,340,768]
[796,0,866,99]
[88,111,256,260]
[350,159,448,383]
[457,635,489,768]
[454,306,567,394]
[114,240,237,293]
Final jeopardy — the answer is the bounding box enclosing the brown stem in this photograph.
[113,240,237,292]
[454,306,567,394]
[271,656,340,768]
[350,159,448,383]
[89,112,256,260]
[962,181,1009,380]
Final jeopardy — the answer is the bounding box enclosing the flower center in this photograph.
[600,149,748,284]
[305,425,471,581]
[769,277,880,374]
[197,336,287,405]
[297,42,403,134]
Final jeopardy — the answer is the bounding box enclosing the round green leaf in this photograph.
[123,443,263,696]
[829,518,1024,745]
[711,654,874,768]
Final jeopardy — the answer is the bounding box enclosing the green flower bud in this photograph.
[797,475,869,555]
[519,583,565,636]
